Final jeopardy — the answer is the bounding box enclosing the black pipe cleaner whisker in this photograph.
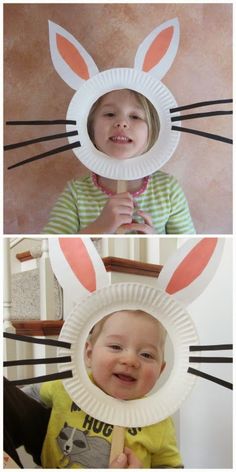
[171,110,232,122]
[7,141,81,169]
[3,332,71,349]
[4,131,78,151]
[170,99,233,113]
[8,370,73,386]
[172,125,232,144]
[188,367,233,390]
[189,356,232,364]
[6,119,77,125]
[189,344,233,351]
[4,356,71,367]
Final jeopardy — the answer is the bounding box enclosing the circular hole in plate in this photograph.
[84,309,172,401]
[86,89,160,158]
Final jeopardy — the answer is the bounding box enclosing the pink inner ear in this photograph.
[166,239,218,294]
[59,238,96,292]
[56,34,89,80]
[143,26,174,72]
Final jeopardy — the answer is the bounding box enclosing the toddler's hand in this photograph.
[92,192,134,234]
[122,209,155,234]
[110,447,143,468]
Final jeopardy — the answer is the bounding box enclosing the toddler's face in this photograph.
[85,310,166,400]
[91,90,149,159]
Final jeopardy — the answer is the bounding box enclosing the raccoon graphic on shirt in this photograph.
[57,422,111,468]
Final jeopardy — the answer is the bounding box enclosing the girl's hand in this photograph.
[79,193,134,234]
[110,447,143,468]
[122,209,155,234]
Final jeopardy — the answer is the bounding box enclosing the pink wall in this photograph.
[4,3,232,234]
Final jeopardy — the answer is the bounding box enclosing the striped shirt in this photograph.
[42,171,195,234]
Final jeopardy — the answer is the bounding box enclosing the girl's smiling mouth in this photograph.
[109,135,132,144]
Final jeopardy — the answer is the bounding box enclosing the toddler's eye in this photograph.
[109,344,122,351]
[104,112,115,117]
[141,352,154,359]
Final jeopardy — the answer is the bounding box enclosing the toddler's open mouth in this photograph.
[113,373,136,383]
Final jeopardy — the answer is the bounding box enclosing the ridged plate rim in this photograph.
[58,283,199,427]
[66,68,180,180]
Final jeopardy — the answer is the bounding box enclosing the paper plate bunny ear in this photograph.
[49,18,179,91]
[48,20,99,90]
[48,237,109,303]
[134,18,179,80]
[156,238,224,306]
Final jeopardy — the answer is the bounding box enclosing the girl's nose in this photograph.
[114,117,128,129]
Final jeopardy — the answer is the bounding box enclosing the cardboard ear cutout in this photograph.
[134,18,180,80]
[156,238,224,306]
[49,18,179,90]
[48,238,109,302]
[48,20,99,90]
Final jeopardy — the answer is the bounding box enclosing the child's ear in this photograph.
[160,360,166,375]
[84,340,93,368]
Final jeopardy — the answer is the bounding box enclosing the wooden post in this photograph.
[39,238,56,320]
[3,239,17,381]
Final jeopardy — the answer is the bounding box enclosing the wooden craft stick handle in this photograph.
[117,180,127,194]
[109,425,126,465]
[116,180,128,234]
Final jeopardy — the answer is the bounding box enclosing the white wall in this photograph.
[10,238,42,273]
[178,238,233,468]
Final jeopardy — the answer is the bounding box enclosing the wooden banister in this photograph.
[15,251,34,262]
[102,257,162,277]
[12,320,64,336]
[16,252,162,277]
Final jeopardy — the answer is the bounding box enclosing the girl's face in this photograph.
[91,90,149,159]
[85,311,166,400]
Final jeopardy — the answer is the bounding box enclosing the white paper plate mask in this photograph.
[48,18,181,180]
[5,18,232,171]
[46,237,228,428]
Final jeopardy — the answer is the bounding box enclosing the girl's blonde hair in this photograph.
[87,89,160,153]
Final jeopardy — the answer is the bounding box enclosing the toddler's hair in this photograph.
[89,309,167,350]
[87,89,160,153]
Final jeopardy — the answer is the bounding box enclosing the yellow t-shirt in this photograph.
[40,380,183,468]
